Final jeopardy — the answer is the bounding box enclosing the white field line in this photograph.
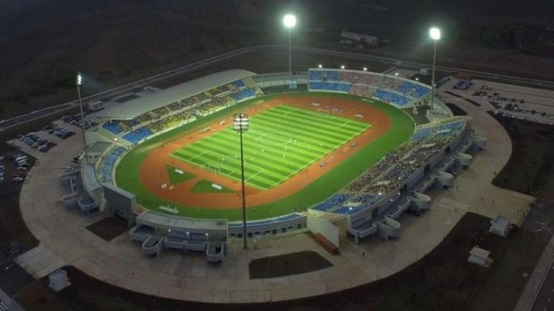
[271,123,370,185]
[192,149,272,190]
[245,168,265,183]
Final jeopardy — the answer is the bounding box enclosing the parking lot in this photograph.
[7,121,78,159]
[0,153,33,185]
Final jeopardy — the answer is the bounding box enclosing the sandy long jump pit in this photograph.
[116,93,413,220]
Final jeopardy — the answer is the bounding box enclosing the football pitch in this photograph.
[171,105,370,189]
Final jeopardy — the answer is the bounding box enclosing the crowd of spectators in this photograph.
[349,85,376,98]
[148,110,195,133]
[308,69,431,107]
[196,96,233,116]
[338,119,466,210]
[102,78,253,140]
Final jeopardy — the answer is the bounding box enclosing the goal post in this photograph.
[202,163,221,174]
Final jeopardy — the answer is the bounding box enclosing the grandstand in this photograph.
[68,67,481,254]
[308,68,433,108]
[308,116,472,242]
[93,69,261,146]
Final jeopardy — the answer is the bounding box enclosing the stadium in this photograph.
[62,67,484,262]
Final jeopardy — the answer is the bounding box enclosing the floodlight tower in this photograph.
[429,27,441,110]
[283,14,297,75]
[233,113,249,249]
[76,73,89,163]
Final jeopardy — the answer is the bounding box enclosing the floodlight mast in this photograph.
[283,14,296,75]
[233,113,249,249]
[76,73,89,163]
[429,27,441,111]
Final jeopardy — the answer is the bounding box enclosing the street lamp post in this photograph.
[429,27,441,111]
[76,73,89,163]
[283,14,297,75]
[233,113,249,249]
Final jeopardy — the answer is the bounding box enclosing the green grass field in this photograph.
[171,105,369,190]
[115,92,414,220]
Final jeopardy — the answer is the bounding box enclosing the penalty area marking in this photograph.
[184,150,270,190]
[258,132,293,146]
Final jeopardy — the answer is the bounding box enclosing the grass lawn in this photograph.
[115,93,414,220]
[191,180,236,193]
[166,165,195,184]
[172,105,369,190]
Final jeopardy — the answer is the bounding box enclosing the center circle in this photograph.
[259,132,293,146]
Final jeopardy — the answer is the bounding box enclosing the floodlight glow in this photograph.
[430,27,441,40]
[283,14,297,28]
[415,77,419,81]
[395,72,398,76]
[76,73,82,86]
[363,67,367,71]
[233,113,249,132]
[318,64,323,68]
[340,65,345,69]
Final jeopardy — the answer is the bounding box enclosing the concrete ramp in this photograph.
[15,245,67,279]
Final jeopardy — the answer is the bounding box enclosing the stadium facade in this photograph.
[60,68,486,261]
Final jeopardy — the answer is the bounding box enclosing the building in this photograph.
[340,31,378,47]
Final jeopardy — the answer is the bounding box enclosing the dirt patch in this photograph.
[489,112,554,199]
[445,91,463,98]
[139,95,391,209]
[465,98,482,107]
[85,216,129,242]
[468,199,554,311]
[0,146,38,262]
[446,103,468,116]
[0,261,34,297]
[249,250,333,279]
[15,280,71,311]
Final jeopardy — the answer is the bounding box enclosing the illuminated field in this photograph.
[171,105,370,190]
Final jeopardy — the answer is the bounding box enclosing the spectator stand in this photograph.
[228,213,307,238]
[96,144,127,184]
[253,72,309,92]
[305,115,469,243]
[372,89,411,107]
[129,211,228,262]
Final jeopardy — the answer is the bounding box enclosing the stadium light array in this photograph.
[283,14,297,75]
[430,27,441,41]
[76,72,89,163]
[233,113,249,249]
[429,27,441,110]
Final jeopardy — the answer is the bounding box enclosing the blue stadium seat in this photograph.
[230,88,256,101]
[312,194,351,212]
[122,127,153,144]
[373,90,411,107]
[103,121,124,135]
[102,146,127,182]
[309,82,352,92]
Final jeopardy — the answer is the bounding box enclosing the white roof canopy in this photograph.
[95,69,256,120]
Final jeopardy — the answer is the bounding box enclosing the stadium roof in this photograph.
[94,69,256,120]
